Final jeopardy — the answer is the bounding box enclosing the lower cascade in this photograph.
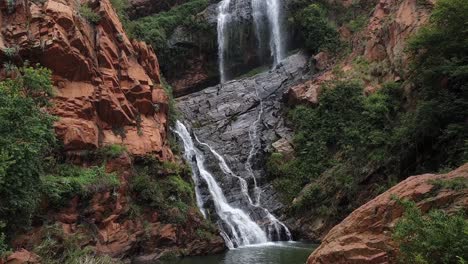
[174,119,292,248]
[174,121,270,248]
[174,52,308,248]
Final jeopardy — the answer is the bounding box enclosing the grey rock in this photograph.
[176,51,310,231]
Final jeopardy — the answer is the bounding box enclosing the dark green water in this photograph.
[161,242,317,264]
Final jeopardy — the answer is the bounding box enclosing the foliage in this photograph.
[393,199,468,264]
[346,15,368,33]
[33,225,118,264]
[41,165,119,207]
[98,144,127,159]
[109,0,133,36]
[130,0,213,72]
[270,81,404,206]
[0,222,8,258]
[429,177,468,192]
[130,157,195,223]
[291,3,340,53]
[79,5,101,24]
[274,0,468,219]
[161,78,182,154]
[0,66,56,233]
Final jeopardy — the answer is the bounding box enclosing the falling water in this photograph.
[217,0,285,82]
[217,0,232,83]
[252,0,284,66]
[201,137,292,241]
[174,121,268,248]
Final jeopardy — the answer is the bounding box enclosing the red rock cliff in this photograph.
[307,163,468,264]
[0,0,172,159]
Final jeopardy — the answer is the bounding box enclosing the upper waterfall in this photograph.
[217,0,286,83]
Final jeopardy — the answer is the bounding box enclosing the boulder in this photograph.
[307,163,468,264]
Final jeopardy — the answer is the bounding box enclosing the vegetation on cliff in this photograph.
[270,0,467,223]
[0,66,56,242]
[393,199,468,264]
[130,0,213,70]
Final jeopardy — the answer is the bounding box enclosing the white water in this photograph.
[252,0,284,66]
[174,121,268,248]
[217,0,232,83]
[217,0,285,82]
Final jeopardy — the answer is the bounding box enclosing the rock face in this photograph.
[176,52,310,226]
[288,0,431,105]
[307,164,468,264]
[0,0,172,159]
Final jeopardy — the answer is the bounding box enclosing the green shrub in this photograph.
[292,3,340,53]
[79,5,101,24]
[270,81,405,214]
[393,200,468,264]
[41,165,119,207]
[0,222,8,258]
[98,144,127,159]
[130,158,195,223]
[130,0,212,71]
[346,15,368,32]
[429,177,468,191]
[33,225,118,264]
[0,65,56,233]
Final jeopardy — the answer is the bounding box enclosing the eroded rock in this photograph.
[307,164,468,264]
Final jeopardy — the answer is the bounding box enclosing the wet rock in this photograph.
[176,51,310,227]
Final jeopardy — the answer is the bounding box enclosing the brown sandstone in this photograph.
[307,163,468,264]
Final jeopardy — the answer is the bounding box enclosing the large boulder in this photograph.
[307,163,468,264]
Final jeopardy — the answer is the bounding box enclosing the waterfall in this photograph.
[201,137,292,241]
[174,121,268,248]
[217,0,232,83]
[217,0,285,82]
[252,0,284,66]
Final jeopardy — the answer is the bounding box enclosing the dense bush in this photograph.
[131,0,212,70]
[272,0,468,218]
[130,157,195,223]
[34,224,123,264]
[291,3,340,53]
[0,65,56,232]
[0,222,7,258]
[269,81,403,205]
[41,165,119,207]
[393,199,468,264]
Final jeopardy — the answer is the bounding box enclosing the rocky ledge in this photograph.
[307,163,468,264]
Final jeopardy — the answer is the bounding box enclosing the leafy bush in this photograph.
[292,3,340,53]
[0,65,56,232]
[41,165,119,207]
[98,144,127,159]
[130,158,195,223]
[0,222,8,258]
[270,81,405,213]
[275,0,468,219]
[79,5,101,24]
[393,200,468,264]
[130,0,212,71]
[33,225,120,264]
